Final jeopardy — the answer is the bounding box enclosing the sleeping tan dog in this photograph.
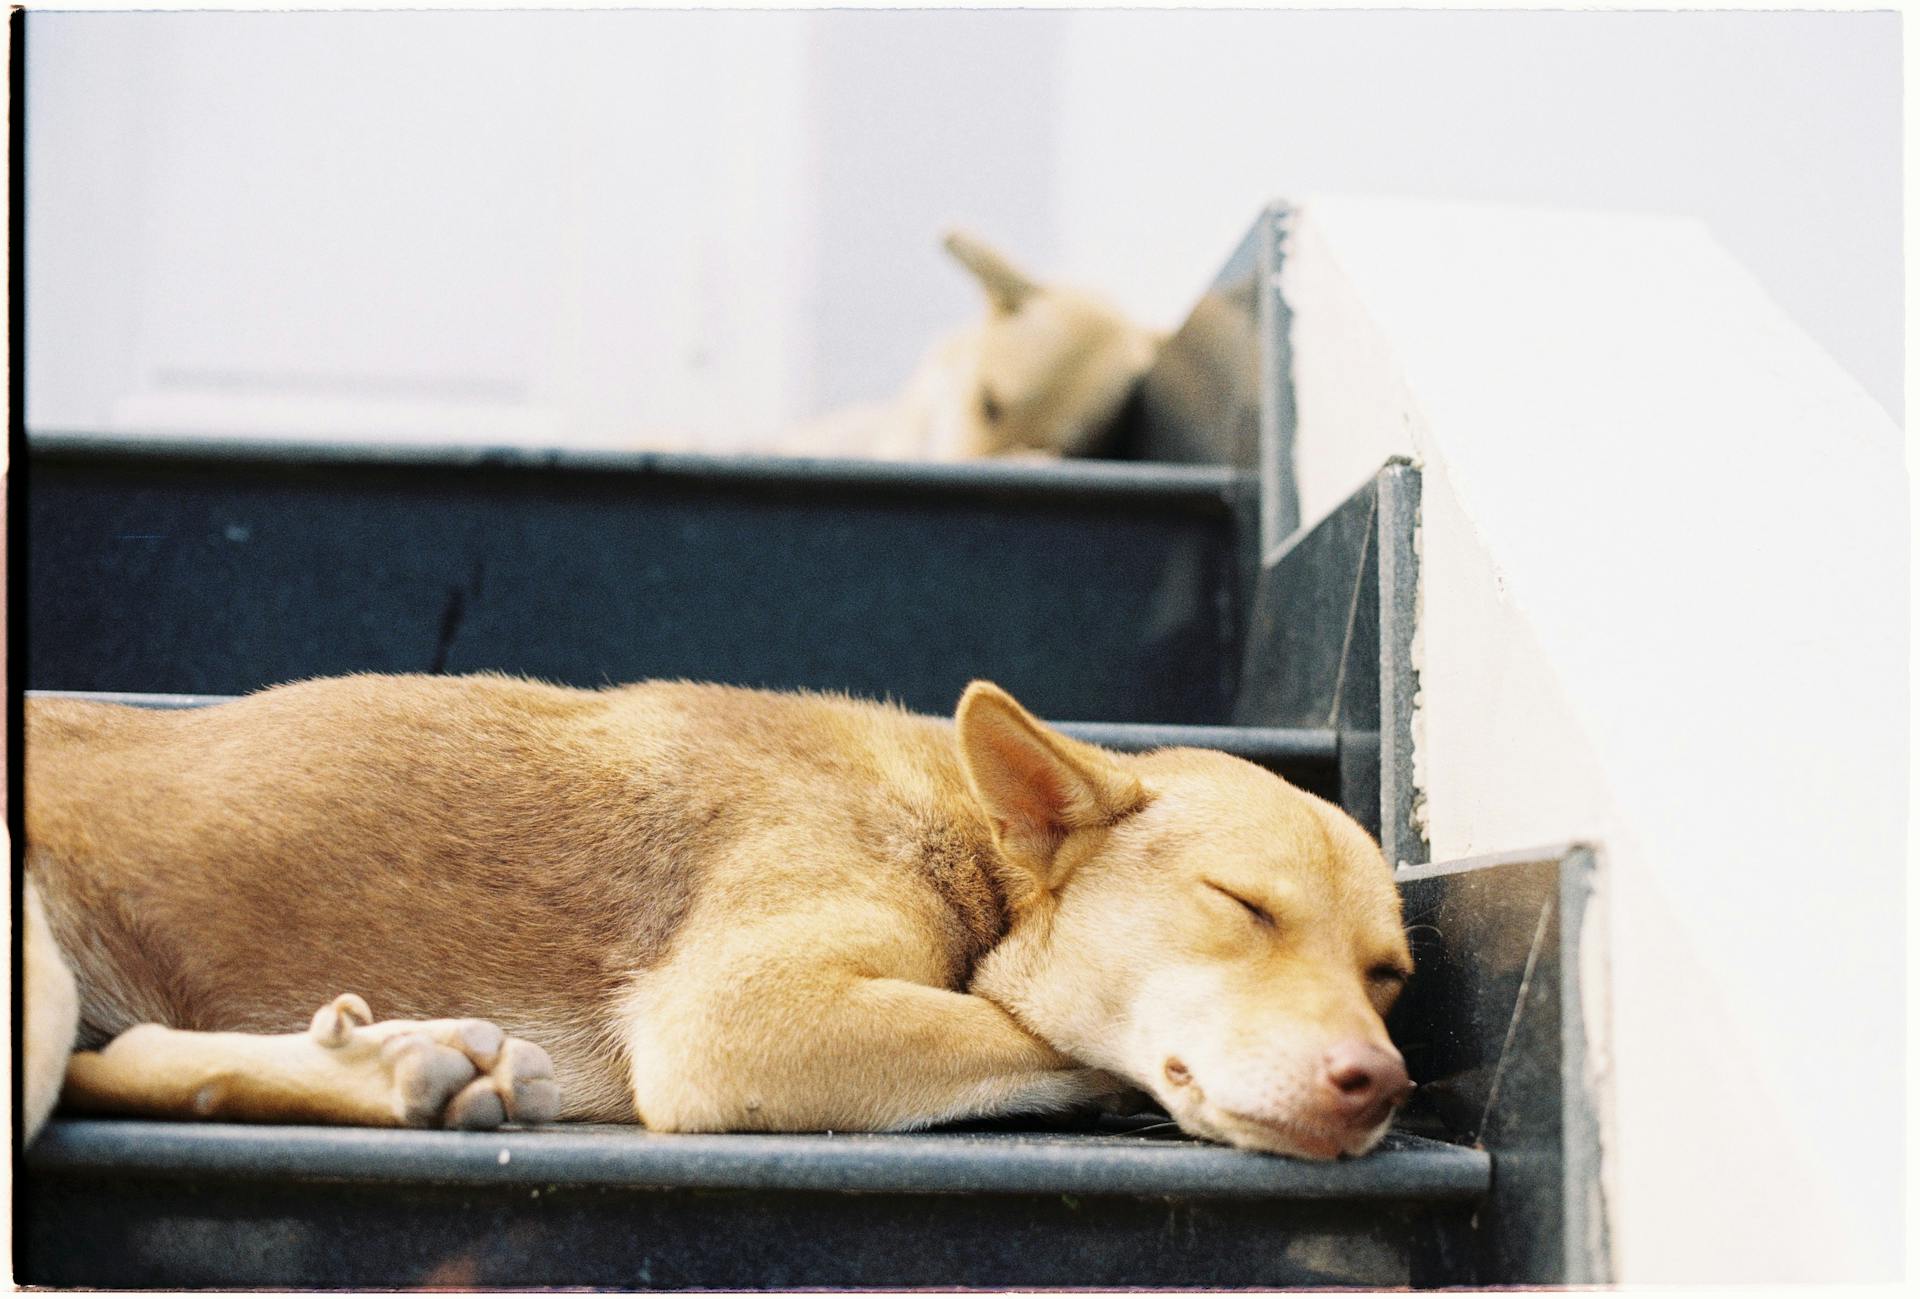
[22,675,1413,1160]
[779,232,1162,460]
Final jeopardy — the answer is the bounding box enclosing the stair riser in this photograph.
[1234,463,1424,863]
[20,1174,1472,1288]
[1390,847,1610,1284]
[27,449,1248,724]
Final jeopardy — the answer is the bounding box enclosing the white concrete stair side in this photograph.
[1278,194,1906,1283]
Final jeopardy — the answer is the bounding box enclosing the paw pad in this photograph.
[306,994,561,1131]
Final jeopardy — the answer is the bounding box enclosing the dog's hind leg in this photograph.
[23,874,82,1143]
[59,994,562,1130]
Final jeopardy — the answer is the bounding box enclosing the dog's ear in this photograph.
[944,231,1040,314]
[955,681,1147,888]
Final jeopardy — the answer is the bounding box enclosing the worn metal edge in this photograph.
[28,690,234,710]
[26,692,1343,764]
[1376,460,1427,868]
[26,432,1252,513]
[1258,203,1302,557]
[1392,842,1592,885]
[1558,845,1614,1284]
[25,1120,1489,1203]
[1059,720,1336,762]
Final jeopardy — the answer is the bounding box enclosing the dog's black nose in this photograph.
[1320,1040,1412,1121]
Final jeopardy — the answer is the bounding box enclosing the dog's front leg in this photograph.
[626,970,1126,1133]
[60,994,561,1130]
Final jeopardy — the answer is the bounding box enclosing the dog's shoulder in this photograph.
[595,684,1014,974]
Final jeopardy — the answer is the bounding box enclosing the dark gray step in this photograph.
[1387,845,1610,1284]
[1235,460,1424,863]
[25,690,1343,798]
[20,1118,1487,1288]
[24,434,1257,724]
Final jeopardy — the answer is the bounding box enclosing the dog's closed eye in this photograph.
[1204,881,1276,929]
[978,388,1004,424]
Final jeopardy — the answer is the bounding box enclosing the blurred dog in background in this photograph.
[780,232,1162,460]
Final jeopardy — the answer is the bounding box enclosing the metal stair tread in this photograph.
[26,691,1341,765]
[28,431,1255,513]
[29,1118,1489,1202]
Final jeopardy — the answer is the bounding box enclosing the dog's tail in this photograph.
[943,230,1039,313]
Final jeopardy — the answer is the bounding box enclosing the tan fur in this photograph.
[61,993,557,1129]
[23,874,81,1137]
[779,232,1162,460]
[22,675,1411,1157]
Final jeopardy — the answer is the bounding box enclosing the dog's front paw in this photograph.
[308,993,561,1130]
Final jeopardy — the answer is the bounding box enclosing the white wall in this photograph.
[1051,8,1903,426]
[800,10,1068,413]
[28,10,820,449]
[24,9,1902,443]
[1282,193,1907,1283]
